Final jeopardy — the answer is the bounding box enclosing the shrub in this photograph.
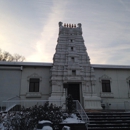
[3,102,64,130]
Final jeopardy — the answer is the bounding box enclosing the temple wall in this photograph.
[0,68,21,105]
[94,68,130,109]
[0,64,130,110]
[20,66,51,100]
[0,21,130,110]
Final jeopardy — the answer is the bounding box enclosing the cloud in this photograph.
[0,1,42,56]
[82,1,130,65]
[26,0,68,62]
[119,0,130,12]
[1,0,130,65]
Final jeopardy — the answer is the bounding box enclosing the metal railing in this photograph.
[74,100,89,124]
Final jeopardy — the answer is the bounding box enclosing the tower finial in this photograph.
[78,23,82,28]
[59,22,63,27]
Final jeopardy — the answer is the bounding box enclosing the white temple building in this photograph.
[0,22,130,110]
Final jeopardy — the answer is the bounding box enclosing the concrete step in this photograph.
[87,112,130,115]
[88,124,130,127]
[89,121,130,124]
[89,118,130,121]
[88,128,130,130]
[87,112,130,130]
[88,114,130,118]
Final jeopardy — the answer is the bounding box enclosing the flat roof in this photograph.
[0,61,130,69]
[92,64,130,69]
[0,61,52,67]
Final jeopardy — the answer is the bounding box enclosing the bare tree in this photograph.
[0,49,25,62]
[13,54,25,62]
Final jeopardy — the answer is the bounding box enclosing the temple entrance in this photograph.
[67,83,80,101]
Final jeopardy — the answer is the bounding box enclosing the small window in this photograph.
[29,78,39,92]
[72,70,76,76]
[70,39,73,42]
[71,47,73,51]
[102,80,111,92]
[71,57,74,62]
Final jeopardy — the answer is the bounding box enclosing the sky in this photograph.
[0,0,130,65]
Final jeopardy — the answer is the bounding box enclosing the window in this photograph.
[72,70,76,76]
[70,39,73,42]
[102,80,111,92]
[71,47,73,51]
[29,78,39,92]
[71,57,74,62]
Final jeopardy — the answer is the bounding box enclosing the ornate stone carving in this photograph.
[99,74,112,82]
[27,73,42,81]
[26,92,42,98]
[100,92,114,98]
[59,22,62,27]
[78,23,82,28]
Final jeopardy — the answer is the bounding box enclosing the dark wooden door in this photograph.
[67,83,80,101]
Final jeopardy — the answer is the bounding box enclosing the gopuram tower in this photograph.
[49,22,102,109]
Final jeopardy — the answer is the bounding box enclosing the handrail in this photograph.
[5,104,16,112]
[6,95,20,101]
[74,100,89,124]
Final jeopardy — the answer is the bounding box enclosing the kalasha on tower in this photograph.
[49,22,102,109]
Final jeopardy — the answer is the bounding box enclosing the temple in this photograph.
[49,22,101,109]
[0,22,130,110]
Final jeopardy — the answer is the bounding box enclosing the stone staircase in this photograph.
[87,112,130,130]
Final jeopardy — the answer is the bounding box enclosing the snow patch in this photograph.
[38,120,52,124]
[62,114,85,124]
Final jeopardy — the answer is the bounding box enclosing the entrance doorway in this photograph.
[67,83,80,101]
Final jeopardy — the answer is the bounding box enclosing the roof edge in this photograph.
[92,64,130,69]
[0,61,53,66]
[0,61,130,69]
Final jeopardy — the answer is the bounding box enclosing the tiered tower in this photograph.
[49,22,102,109]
